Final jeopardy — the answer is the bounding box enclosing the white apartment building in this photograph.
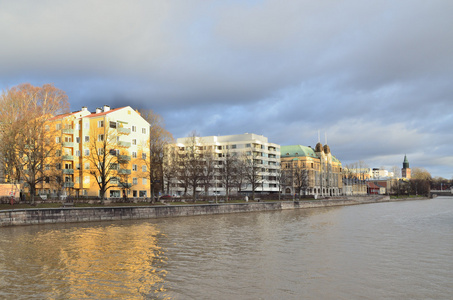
[172,133,281,196]
[372,168,395,179]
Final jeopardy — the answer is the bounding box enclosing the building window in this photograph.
[143,178,147,185]
[76,137,80,143]
[76,163,81,170]
[75,123,81,130]
[142,153,146,159]
[142,128,146,134]
[132,126,136,132]
[98,134,104,141]
[75,150,81,156]
[98,120,104,128]
[56,137,61,143]
[56,124,62,130]
[246,144,251,147]
[110,121,117,129]
[133,178,138,185]
[139,191,147,197]
[85,136,89,142]
[132,151,137,158]
[132,139,136,145]
[110,190,120,198]
[84,149,90,156]
[132,164,137,171]
[85,163,90,170]
[142,165,146,172]
[84,122,89,129]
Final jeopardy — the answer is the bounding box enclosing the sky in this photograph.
[1,0,453,178]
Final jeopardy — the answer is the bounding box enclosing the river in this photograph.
[1,197,452,299]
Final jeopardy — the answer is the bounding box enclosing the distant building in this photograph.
[280,143,343,197]
[372,168,395,179]
[401,155,411,179]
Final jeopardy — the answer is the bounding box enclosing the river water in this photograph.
[1,197,452,299]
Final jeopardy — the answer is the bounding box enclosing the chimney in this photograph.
[103,105,110,112]
[81,106,88,112]
[96,107,102,114]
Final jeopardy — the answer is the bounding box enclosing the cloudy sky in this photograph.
[1,0,453,178]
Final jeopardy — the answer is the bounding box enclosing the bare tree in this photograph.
[391,165,401,178]
[409,167,432,196]
[84,122,130,202]
[139,109,173,202]
[293,165,309,200]
[219,148,240,200]
[241,152,263,200]
[200,146,216,198]
[162,144,179,195]
[184,132,205,201]
[275,164,290,200]
[0,83,69,203]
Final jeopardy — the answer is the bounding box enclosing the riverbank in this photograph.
[0,196,429,227]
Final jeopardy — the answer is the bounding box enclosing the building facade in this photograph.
[280,143,343,197]
[37,105,151,198]
[170,133,281,196]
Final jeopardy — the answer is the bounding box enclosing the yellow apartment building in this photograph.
[38,105,151,199]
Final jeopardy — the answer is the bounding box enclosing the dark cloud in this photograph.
[1,0,453,178]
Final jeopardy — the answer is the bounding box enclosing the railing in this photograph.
[118,155,131,162]
[63,182,74,188]
[62,142,74,147]
[63,169,74,174]
[62,155,74,160]
[118,182,132,188]
[117,128,131,135]
[118,141,131,147]
[62,129,74,134]
[118,169,132,175]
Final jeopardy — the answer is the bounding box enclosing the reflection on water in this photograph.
[0,223,169,299]
[1,198,453,299]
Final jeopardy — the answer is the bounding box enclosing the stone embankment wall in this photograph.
[1,196,425,227]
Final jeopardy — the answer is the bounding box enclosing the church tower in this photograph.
[401,155,411,179]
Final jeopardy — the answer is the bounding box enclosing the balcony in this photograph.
[118,155,131,162]
[118,169,131,175]
[62,155,74,160]
[118,182,132,188]
[118,141,131,148]
[117,127,131,135]
[64,182,74,188]
[63,169,74,174]
[62,142,74,147]
[62,128,74,134]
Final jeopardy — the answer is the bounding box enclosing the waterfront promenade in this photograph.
[0,196,428,227]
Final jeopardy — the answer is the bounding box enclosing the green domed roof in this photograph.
[281,145,317,158]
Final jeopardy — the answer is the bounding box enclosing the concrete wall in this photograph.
[0,196,399,227]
